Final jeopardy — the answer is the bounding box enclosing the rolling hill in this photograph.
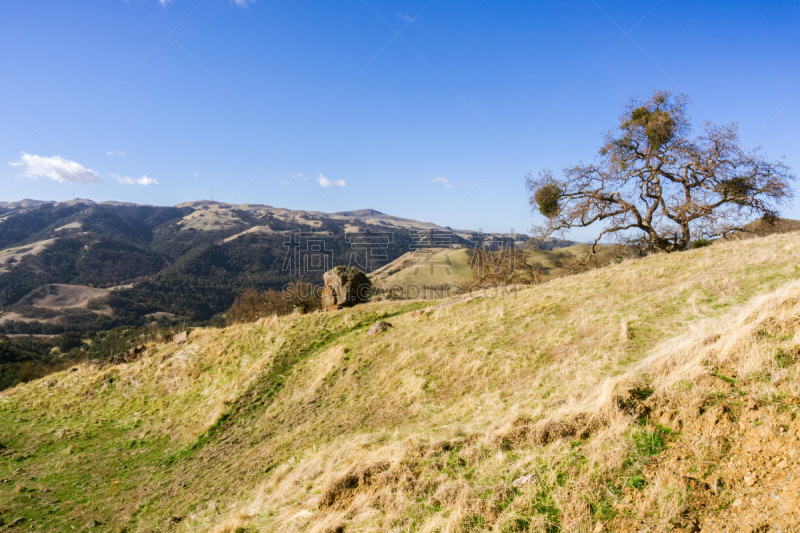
[0,199,555,334]
[1,230,799,531]
[369,244,589,297]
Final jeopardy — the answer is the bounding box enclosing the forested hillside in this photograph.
[0,199,535,333]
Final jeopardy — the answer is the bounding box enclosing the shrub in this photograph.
[691,238,714,249]
[57,331,84,352]
[226,282,321,324]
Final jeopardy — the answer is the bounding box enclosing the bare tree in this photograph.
[527,90,795,253]
[467,247,547,287]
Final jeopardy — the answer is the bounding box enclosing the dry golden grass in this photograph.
[3,231,800,531]
[195,233,800,531]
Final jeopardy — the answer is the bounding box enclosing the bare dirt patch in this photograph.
[32,284,112,310]
[0,238,57,273]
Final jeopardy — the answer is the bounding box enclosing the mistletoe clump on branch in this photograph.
[527,90,795,253]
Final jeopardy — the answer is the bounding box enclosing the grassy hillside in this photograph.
[369,245,590,297]
[370,248,474,291]
[2,232,800,531]
[2,199,530,333]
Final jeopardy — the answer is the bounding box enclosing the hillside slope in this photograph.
[0,200,503,332]
[369,245,587,297]
[2,232,800,531]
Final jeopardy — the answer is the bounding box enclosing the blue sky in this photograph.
[1,1,798,236]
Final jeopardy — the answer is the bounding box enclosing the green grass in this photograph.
[713,372,737,385]
[3,231,800,531]
[0,301,431,530]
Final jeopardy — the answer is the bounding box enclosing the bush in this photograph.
[551,245,641,276]
[57,331,84,352]
[691,238,714,249]
[467,248,548,288]
[226,282,321,324]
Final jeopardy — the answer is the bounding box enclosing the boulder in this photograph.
[109,345,146,365]
[173,331,188,345]
[321,266,372,311]
[367,321,392,336]
[511,473,536,488]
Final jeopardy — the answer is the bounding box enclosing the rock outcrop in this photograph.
[366,321,392,336]
[173,331,188,345]
[321,266,372,311]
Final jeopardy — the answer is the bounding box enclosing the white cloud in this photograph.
[112,174,159,186]
[431,177,454,189]
[396,13,414,23]
[112,174,134,185]
[106,150,127,157]
[317,174,346,188]
[137,175,158,186]
[10,153,101,184]
[291,172,309,181]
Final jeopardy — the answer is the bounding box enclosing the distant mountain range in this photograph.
[0,199,575,333]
